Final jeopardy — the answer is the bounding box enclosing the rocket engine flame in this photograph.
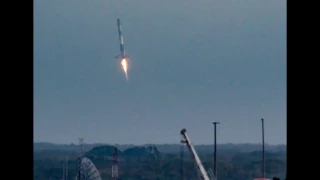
[121,58,128,81]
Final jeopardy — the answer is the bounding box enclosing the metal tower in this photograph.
[77,138,84,180]
[62,159,65,180]
[66,156,68,180]
[112,147,119,180]
[61,156,69,180]
[212,121,220,180]
[261,118,265,179]
[79,138,84,157]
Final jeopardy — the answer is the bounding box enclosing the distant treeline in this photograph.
[34,144,286,180]
[34,142,286,153]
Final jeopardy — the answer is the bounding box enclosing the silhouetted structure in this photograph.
[112,147,119,180]
[212,121,220,180]
[261,118,265,178]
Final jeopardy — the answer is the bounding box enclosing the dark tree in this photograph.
[273,177,280,180]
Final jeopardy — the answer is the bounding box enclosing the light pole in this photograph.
[212,121,220,180]
[261,118,265,179]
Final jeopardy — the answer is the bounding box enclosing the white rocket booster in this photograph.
[116,18,126,58]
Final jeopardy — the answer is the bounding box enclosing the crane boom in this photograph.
[180,129,210,180]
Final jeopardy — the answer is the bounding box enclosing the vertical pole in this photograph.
[261,118,265,178]
[66,156,68,180]
[180,139,184,180]
[62,161,65,180]
[112,147,119,180]
[79,138,84,157]
[214,123,217,179]
[212,121,219,180]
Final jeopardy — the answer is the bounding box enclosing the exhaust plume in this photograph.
[121,58,128,81]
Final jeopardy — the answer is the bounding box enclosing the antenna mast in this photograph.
[261,118,265,178]
[212,121,220,180]
[62,158,65,180]
[66,156,68,180]
[79,138,84,157]
[112,147,119,180]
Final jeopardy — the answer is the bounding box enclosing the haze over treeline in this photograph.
[34,143,286,180]
[34,142,286,153]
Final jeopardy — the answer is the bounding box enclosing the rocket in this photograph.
[115,18,129,60]
[115,18,130,81]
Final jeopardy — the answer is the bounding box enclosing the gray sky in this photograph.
[34,0,286,145]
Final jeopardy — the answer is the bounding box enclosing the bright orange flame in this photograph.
[121,58,128,81]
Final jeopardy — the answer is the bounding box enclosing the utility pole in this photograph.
[212,121,220,180]
[261,118,265,179]
[79,138,84,157]
[77,138,84,180]
[112,147,119,180]
[66,156,68,180]
[62,159,65,180]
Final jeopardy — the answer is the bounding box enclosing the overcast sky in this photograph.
[34,0,286,145]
